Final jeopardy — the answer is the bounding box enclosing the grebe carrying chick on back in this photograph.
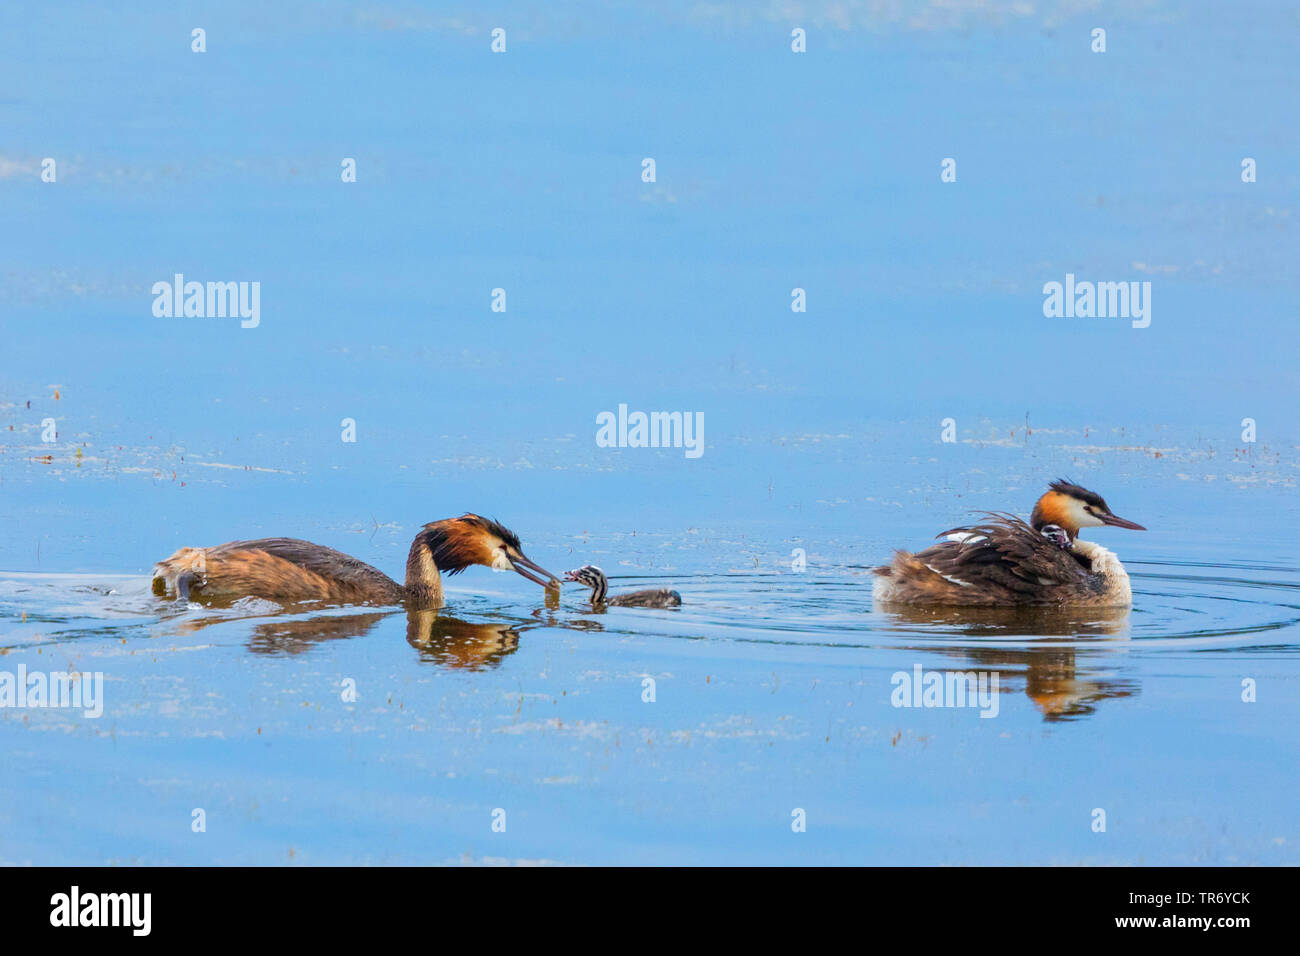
[152,513,559,609]
[873,480,1145,608]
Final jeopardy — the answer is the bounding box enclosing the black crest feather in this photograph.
[466,514,521,550]
[1049,478,1108,511]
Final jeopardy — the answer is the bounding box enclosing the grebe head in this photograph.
[563,565,606,588]
[1039,524,1073,550]
[1030,480,1146,539]
[421,514,559,587]
[563,565,609,602]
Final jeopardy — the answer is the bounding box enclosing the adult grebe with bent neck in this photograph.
[152,513,559,609]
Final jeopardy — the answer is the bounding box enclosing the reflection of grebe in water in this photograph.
[244,611,391,655]
[165,607,527,668]
[873,481,1145,608]
[933,644,1137,721]
[882,603,1137,720]
[152,514,558,609]
[405,610,524,669]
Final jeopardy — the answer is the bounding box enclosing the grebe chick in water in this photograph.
[564,565,682,608]
[872,480,1146,608]
[152,514,558,609]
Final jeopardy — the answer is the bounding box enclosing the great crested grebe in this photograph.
[151,514,559,608]
[872,480,1146,608]
[564,565,682,608]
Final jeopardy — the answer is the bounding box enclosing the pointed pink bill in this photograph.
[1100,513,1146,531]
[509,553,561,587]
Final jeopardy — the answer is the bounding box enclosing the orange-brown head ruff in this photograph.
[418,514,559,587]
[1030,479,1146,539]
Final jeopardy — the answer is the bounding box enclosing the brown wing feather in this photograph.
[875,513,1101,607]
[153,538,404,605]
